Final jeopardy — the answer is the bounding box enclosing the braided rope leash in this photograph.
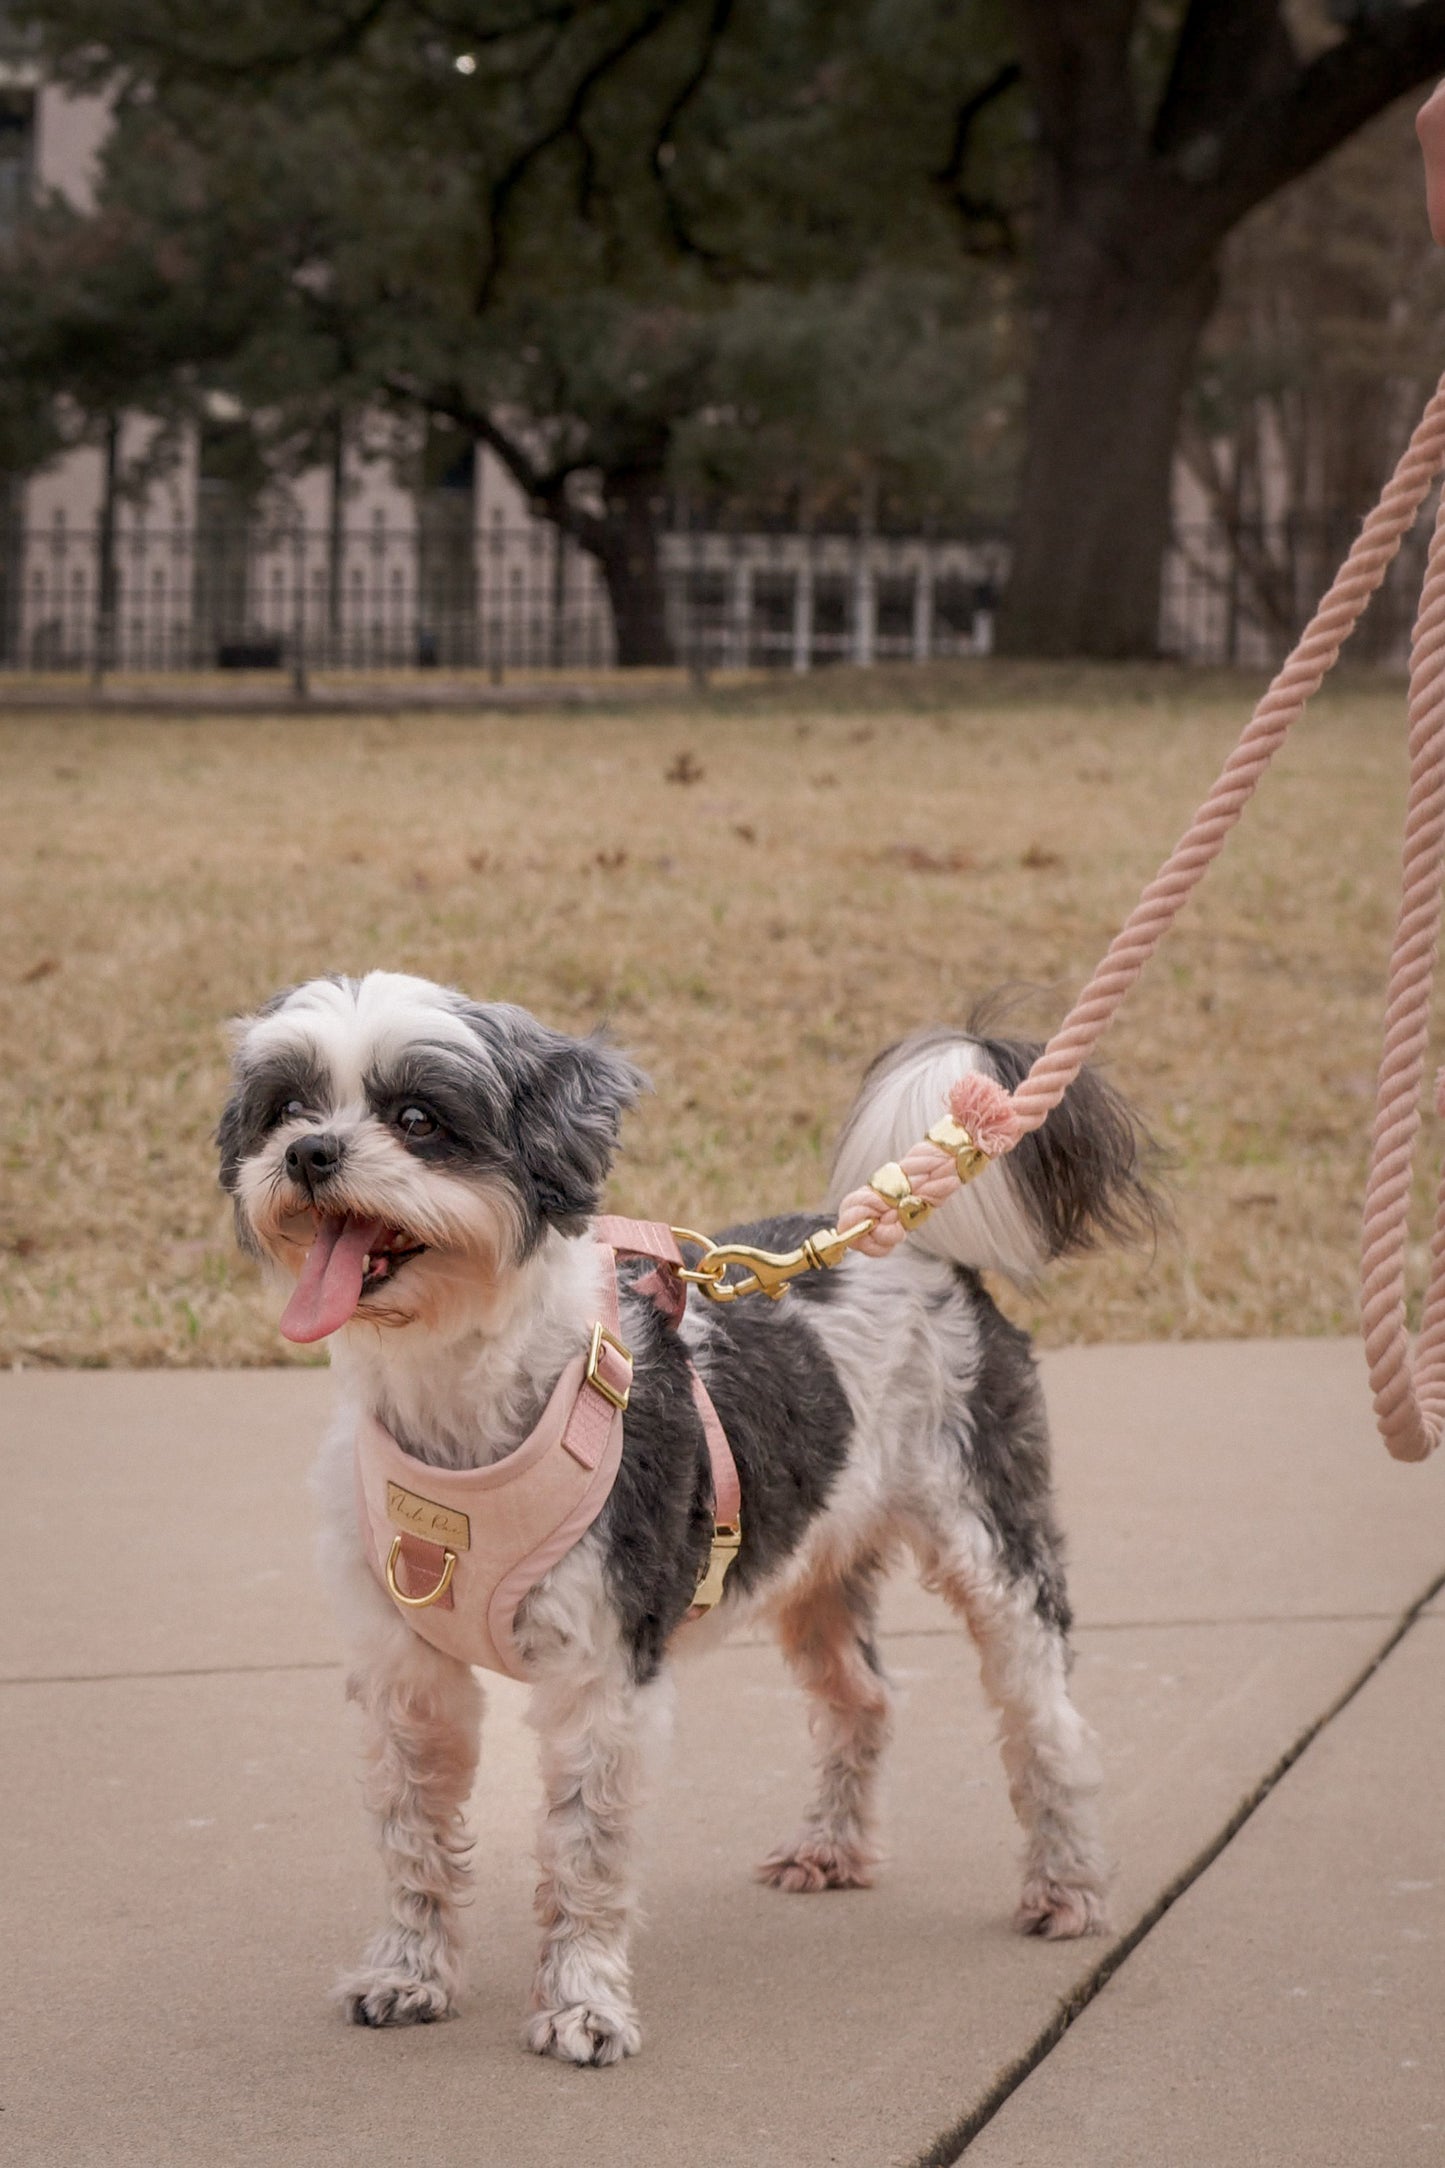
[836,372,1445,1462]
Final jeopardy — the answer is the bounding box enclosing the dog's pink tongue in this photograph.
[280,1216,382,1343]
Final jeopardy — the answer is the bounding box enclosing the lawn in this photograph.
[2,660,1435,1366]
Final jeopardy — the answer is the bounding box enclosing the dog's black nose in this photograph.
[285,1132,343,1189]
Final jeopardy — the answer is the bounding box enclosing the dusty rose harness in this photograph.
[353,1219,741,1679]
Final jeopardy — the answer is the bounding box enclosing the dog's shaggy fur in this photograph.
[219,971,1158,2064]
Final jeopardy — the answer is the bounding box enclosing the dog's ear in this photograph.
[216,1083,249,1197]
[461,1006,648,1236]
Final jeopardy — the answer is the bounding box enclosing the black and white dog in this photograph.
[218,970,1157,2065]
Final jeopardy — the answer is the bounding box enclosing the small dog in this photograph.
[218,970,1157,2064]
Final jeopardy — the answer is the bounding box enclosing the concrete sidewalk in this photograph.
[2,1341,1442,2167]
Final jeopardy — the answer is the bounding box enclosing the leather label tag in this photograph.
[386,1482,471,1552]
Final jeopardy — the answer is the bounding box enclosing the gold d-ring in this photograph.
[385,1533,457,1608]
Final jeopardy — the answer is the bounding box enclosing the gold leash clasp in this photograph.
[670,1218,876,1303]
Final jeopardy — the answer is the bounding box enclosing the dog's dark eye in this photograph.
[276,1098,308,1125]
[397,1104,437,1141]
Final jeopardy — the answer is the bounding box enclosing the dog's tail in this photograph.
[826,1021,1162,1284]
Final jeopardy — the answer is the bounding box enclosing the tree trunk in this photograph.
[593,467,672,667]
[997,261,1217,659]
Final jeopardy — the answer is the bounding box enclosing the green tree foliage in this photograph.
[5,0,1025,658]
[16,0,1445,662]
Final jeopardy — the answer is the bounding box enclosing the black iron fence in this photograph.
[0,511,1431,676]
[1160,511,1435,670]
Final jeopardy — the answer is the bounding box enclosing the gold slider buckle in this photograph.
[868,1160,933,1231]
[926,1113,990,1185]
[585,1321,633,1411]
[385,1533,457,1610]
[693,1520,741,1610]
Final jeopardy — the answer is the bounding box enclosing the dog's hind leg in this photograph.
[926,1516,1109,1940]
[757,1553,893,1893]
[337,1621,483,2027]
[524,1654,672,2066]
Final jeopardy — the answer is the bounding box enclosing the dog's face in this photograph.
[218,972,645,1343]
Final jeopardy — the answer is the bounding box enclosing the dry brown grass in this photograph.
[3,660,1439,1368]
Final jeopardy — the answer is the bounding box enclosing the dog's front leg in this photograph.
[339,1620,483,2027]
[524,1656,671,2066]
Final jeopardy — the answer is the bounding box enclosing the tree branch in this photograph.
[1151,0,1295,157]
[1256,0,1445,197]
[474,0,684,308]
[53,0,398,87]
[649,0,733,265]
[931,59,1023,258]
[381,370,607,549]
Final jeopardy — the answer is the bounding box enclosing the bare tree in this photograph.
[998,0,1445,659]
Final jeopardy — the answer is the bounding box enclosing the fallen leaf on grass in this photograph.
[1021,843,1064,870]
[467,851,491,873]
[20,957,59,983]
[732,823,757,844]
[879,844,976,874]
[666,750,704,785]
[594,849,628,871]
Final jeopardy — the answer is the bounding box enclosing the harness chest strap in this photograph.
[354,1226,741,1679]
[592,1217,742,1614]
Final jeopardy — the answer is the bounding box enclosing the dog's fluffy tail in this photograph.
[826,1021,1162,1284]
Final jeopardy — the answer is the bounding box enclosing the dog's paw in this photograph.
[525,1997,641,2066]
[755,1835,876,1893]
[341,1968,456,2027]
[1015,1876,1108,1941]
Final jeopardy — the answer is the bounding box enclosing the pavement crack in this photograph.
[910,1558,1445,2167]
[0,1658,344,1687]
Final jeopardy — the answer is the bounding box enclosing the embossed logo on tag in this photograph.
[386,1482,471,1551]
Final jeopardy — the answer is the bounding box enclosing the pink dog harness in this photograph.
[353,1220,741,1679]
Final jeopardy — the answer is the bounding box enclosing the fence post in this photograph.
[851,544,876,666]
[852,478,877,667]
[547,522,563,669]
[791,541,814,674]
[728,550,752,669]
[91,414,120,692]
[912,546,934,663]
[290,525,308,699]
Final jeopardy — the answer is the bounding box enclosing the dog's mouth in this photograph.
[360,1230,428,1296]
[279,1213,429,1344]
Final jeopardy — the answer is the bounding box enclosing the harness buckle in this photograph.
[693,1520,741,1610]
[585,1321,633,1411]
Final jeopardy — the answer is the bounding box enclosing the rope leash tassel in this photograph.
[827,375,1445,1464]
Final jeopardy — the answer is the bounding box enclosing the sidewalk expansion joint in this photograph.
[909,1559,1445,2168]
[727,1610,1399,1652]
[0,1658,344,1688]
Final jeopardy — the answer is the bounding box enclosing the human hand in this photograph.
[1418,79,1445,243]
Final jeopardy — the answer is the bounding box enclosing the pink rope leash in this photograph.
[837,372,1445,1462]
